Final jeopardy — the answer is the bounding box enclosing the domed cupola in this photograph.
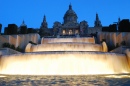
[63,4,78,24]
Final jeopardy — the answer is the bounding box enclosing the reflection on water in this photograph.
[0,74,130,86]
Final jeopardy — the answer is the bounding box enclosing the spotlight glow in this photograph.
[0,52,130,75]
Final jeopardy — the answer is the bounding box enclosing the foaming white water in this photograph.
[41,37,95,44]
[0,52,129,75]
[25,43,103,52]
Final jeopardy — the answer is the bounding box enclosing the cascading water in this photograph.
[25,43,104,52]
[0,37,130,75]
[0,52,130,75]
[41,37,95,44]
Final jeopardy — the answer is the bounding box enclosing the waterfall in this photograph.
[0,52,130,75]
[0,37,130,75]
[41,37,95,44]
[25,43,104,52]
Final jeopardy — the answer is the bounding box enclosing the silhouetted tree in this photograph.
[16,46,23,52]
[102,26,109,32]
[118,19,130,32]
[10,44,15,49]
[121,41,126,46]
[20,26,27,34]
[6,24,18,35]
[32,29,37,33]
[2,43,10,48]
[27,28,34,33]
[4,27,8,35]
[39,29,44,37]
[109,24,117,32]
[2,43,23,52]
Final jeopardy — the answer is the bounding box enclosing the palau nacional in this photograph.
[0,4,130,75]
[39,4,102,37]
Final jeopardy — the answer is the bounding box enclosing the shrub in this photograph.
[2,43,23,52]
[121,41,126,46]
[16,46,23,52]
[10,44,15,49]
[2,43,10,48]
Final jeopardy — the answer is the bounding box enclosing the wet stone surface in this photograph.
[0,74,130,86]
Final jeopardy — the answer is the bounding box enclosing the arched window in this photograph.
[69,30,73,35]
[62,30,66,35]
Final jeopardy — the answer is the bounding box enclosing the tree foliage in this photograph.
[20,26,27,34]
[2,43,10,48]
[109,24,117,32]
[27,28,37,34]
[118,19,130,32]
[2,43,23,52]
[6,24,18,35]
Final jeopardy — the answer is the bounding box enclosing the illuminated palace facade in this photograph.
[40,4,102,36]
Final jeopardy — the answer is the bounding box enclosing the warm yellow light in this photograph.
[0,52,129,75]
[104,75,130,78]
[0,75,6,78]
[26,43,104,52]
[62,30,66,35]
[69,30,73,35]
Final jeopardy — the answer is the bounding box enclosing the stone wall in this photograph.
[0,48,21,55]
[0,34,40,50]
[0,35,9,48]
[97,32,130,48]
[110,46,130,54]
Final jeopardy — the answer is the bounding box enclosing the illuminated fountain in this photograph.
[25,42,107,52]
[0,37,130,75]
[41,37,95,44]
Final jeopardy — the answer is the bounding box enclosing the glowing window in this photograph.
[63,30,66,35]
[69,30,73,35]
[75,30,79,34]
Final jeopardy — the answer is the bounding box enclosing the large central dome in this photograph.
[63,4,78,24]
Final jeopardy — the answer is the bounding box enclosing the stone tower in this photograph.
[94,13,102,27]
[39,15,48,37]
[41,15,48,29]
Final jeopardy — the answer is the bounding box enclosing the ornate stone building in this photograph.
[40,4,102,37]
[39,15,53,36]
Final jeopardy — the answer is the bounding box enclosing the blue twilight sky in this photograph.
[0,0,130,33]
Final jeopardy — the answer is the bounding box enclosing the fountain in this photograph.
[41,37,95,44]
[0,37,130,75]
[25,42,107,52]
